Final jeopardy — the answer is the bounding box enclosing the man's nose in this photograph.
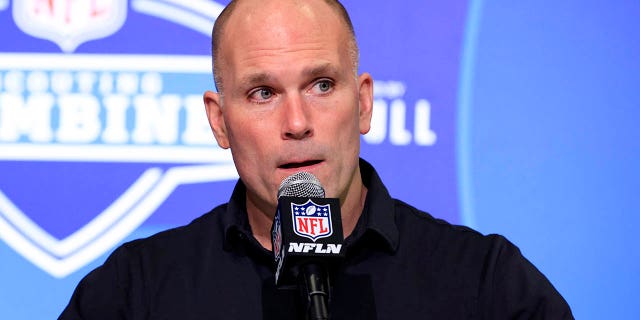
[282,94,313,140]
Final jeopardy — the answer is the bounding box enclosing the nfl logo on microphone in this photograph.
[292,199,333,241]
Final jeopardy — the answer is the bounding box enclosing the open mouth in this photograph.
[279,159,322,169]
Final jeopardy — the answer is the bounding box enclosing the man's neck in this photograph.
[340,178,368,240]
[245,193,275,250]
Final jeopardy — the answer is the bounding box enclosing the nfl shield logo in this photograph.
[12,0,127,52]
[291,199,333,241]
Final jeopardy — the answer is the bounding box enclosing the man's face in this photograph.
[204,0,373,215]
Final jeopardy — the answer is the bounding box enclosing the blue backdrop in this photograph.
[0,1,638,318]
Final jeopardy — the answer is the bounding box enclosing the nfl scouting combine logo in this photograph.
[292,199,333,241]
[0,0,234,278]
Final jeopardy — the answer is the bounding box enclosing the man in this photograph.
[60,0,573,319]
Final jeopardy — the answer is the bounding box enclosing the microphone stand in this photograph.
[300,262,330,320]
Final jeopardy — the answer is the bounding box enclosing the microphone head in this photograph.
[278,171,325,198]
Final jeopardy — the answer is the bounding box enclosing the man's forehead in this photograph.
[219,1,350,72]
[212,0,356,92]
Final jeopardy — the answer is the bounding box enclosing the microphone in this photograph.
[271,172,344,320]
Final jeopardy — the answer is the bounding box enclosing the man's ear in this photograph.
[203,90,230,149]
[357,73,374,134]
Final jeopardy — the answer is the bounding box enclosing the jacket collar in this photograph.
[222,158,399,253]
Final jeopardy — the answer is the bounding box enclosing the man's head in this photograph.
[211,0,359,93]
[203,0,373,220]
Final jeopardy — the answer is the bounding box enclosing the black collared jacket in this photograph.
[60,159,573,319]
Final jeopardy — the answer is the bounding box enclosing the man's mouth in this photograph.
[279,160,322,169]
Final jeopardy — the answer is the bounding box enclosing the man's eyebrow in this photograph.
[303,63,339,78]
[239,72,274,88]
[237,64,339,88]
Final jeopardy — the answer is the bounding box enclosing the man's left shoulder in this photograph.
[393,200,492,245]
[392,200,573,318]
[392,199,527,268]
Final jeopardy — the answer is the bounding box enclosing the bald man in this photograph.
[60,1,573,319]
[203,0,372,250]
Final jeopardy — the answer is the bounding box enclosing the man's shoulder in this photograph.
[117,203,230,260]
[392,199,512,259]
[388,199,573,318]
[393,199,483,239]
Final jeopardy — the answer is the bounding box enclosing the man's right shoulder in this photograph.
[115,203,231,262]
[58,203,236,319]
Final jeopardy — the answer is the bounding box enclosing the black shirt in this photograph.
[59,159,573,319]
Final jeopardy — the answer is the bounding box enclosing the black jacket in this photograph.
[60,159,573,319]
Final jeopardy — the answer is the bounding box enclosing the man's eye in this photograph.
[312,80,333,94]
[249,88,274,101]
